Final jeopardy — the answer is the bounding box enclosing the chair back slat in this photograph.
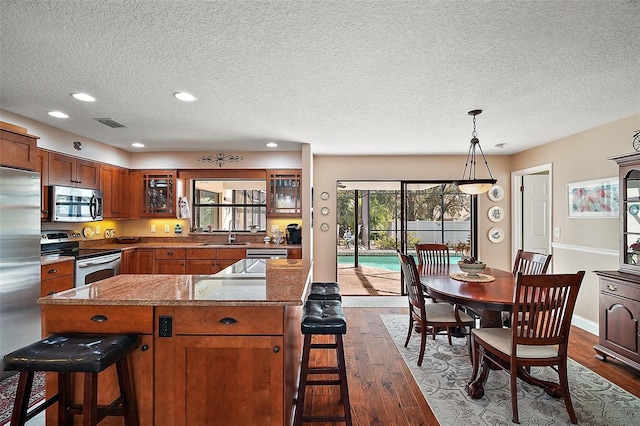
[512,249,552,275]
[416,244,450,265]
[512,272,584,349]
[397,251,426,317]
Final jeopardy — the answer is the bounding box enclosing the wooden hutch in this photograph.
[594,152,640,372]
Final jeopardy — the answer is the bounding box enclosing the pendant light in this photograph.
[454,109,497,195]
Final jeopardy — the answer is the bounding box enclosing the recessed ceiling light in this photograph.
[266,142,278,148]
[47,111,69,118]
[71,92,96,102]
[173,92,198,102]
[131,142,145,148]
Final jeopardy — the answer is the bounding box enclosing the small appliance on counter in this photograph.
[286,223,302,244]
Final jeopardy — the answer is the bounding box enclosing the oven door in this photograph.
[75,253,121,287]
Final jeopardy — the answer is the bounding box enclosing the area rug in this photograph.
[0,371,45,425]
[380,314,640,425]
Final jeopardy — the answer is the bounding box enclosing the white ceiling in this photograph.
[1,1,638,156]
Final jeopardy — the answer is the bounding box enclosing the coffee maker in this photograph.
[286,223,302,244]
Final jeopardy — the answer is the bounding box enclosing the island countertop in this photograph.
[38,258,312,307]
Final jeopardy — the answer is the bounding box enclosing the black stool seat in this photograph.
[3,334,139,426]
[308,282,342,301]
[301,300,346,335]
[4,334,139,373]
[295,300,351,425]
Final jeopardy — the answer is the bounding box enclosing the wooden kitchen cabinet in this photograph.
[593,152,640,373]
[267,170,302,217]
[35,149,50,220]
[130,170,177,218]
[101,164,130,218]
[288,247,302,259]
[155,248,186,274]
[0,125,39,171]
[40,260,74,297]
[43,305,154,426]
[154,306,296,425]
[122,248,155,274]
[48,152,100,189]
[184,247,246,274]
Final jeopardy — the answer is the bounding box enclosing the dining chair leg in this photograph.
[510,361,520,424]
[559,359,578,424]
[404,316,413,347]
[417,327,427,367]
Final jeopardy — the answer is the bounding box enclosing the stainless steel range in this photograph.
[41,231,121,287]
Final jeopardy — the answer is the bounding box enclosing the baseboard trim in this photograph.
[551,242,618,257]
[572,314,598,336]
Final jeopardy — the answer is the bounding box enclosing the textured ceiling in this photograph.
[1,0,638,155]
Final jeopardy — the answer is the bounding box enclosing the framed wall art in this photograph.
[567,177,619,218]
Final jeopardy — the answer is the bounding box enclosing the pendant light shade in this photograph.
[454,109,497,195]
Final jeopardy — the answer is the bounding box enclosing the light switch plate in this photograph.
[150,224,156,233]
[554,227,561,238]
[164,224,170,233]
[95,225,101,234]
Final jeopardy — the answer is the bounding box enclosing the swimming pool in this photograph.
[338,254,463,272]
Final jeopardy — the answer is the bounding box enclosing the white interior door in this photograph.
[522,174,550,254]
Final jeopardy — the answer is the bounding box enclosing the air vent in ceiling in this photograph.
[93,118,126,128]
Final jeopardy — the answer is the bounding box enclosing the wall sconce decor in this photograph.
[454,109,497,195]
[197,153,244,167]
[73,141,82,151]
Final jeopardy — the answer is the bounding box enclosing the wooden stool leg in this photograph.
[10,371,33,426]
[335,335,352,425]
[59,373,73,426]
[83,372,99,426]
[294,334,312,426]
[116,357,139,426]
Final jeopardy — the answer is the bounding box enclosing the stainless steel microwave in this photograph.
[50,186,103,222]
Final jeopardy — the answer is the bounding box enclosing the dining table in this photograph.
[419,263,565,400]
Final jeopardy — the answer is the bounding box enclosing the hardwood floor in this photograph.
[301,306,640,426]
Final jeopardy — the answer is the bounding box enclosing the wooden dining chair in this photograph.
[512,249,552,275]
[470,271,585,424]
[415,243,450,265]
[397,251,474,366]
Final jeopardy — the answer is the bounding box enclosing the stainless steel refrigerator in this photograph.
[0,166,41,379]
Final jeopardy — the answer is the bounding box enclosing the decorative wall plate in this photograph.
[488,206,504,222]
[321,206,330,215]
[488,185,504,202]
[83,226,94,238]
[320,223,329,231]
[488,227,504,243]
[320,191,330,200]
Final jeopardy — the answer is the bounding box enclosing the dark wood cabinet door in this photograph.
[48,153,100,189]
[185,259,217,274]
[35,149,49,220]
[101,164,130,218]
[155,259,185,274]
[0,128,38,170]
[75,158,100,189]
[172,335,284,425]
[122,249,155,274]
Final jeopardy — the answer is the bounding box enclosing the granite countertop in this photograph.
[38,258,312,307]
[98,241,300,250]
[40,255,75,266]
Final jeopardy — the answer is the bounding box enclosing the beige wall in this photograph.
[311,154,513,281]
[510,113,639,330]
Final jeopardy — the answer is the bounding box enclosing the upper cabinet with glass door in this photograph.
[131,170,177,218]
[612,152,640,273]
[267,170,302,217]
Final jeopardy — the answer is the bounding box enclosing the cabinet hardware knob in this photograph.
[90,314,108,322]
[606,284,618,291]
[219,317,238,325]
[141,345,149,352]
[273,346,280,353]
[48,269,57,274]
[167,252,174,256]
[48,291,55,295]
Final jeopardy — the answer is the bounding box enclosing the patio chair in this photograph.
[470,271,585,424]
[397,251,474,366]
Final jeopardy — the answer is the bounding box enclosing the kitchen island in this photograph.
[38,258,312,426]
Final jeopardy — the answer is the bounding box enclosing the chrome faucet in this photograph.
[228,220,236,244]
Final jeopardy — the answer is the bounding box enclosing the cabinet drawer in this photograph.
[155,248,185,259]
[185,248,216,259]
[41,276,73,297]
[44,305,153,334]
[216,247,246,259]
[165,306,284,335]
[41,261,74,279]
[600,278,639,300]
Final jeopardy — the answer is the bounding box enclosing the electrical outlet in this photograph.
[150,224,156,233]
[95,225,101,234]
[164,224,170,233]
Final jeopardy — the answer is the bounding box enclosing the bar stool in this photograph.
[3,334,139,426]
[308,281,342,301]
[294,300,352,426]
